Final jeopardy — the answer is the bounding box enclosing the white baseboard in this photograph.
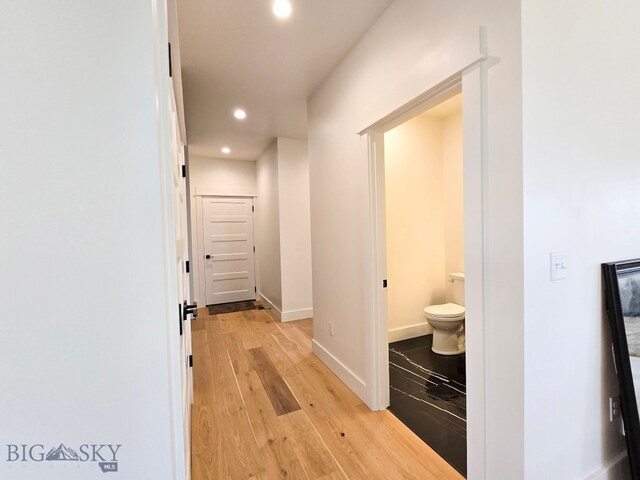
[586,452,629,480]
[258,293,282,321]
[388,322,433,343]
[312,339,367,400]
[281,307,313,322]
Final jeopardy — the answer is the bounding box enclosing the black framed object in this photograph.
[603,259,640,478]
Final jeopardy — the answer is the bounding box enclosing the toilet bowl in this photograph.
[424,303,465,355]
[424,273,465,355]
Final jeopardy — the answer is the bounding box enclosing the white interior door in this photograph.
[202,197,256,305]
[169,84,192,480]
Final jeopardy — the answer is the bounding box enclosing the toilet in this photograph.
[423,273,465,355]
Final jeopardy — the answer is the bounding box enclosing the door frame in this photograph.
[151,0,189,478]
[193,194,257,307]
[360,56,489,476]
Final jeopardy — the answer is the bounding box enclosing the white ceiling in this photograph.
[177,0,394,160]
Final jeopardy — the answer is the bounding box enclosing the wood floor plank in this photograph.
[190,324,229,479]
[226,332,251,376]
[191,404,228,480]
[191,307,464,480]
[279,409,345,479]
[235,368,310,479]
[237,310,267,350]
[276,323,312,356]
[318,473,348,480]
[282,371,376,480]
[203,319,266,479]
[256,329,302,378]
[248,346,301,416]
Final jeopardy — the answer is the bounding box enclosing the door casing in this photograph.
[195,195,258,307]
[361,53,489,478]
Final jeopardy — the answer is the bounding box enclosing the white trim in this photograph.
[363,38,489,479]
[312,340,367,400]
[585,452,629,480]
[388,322,432,343]
[462,56,488,480]
[281,307,314,322]
[364,74,465,413]
[194,186,257,197]
[357,55,486,135]
[151,0,186,477]
[193,195,257,308]
[258,292,282,320]
[258,294,312,322]
[364,128,389,412]
[193,195,206,307]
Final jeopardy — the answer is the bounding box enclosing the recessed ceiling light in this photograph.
[221,147,231,154]
[272,0,292,19]
[233,108,247,120]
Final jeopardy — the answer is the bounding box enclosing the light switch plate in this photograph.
[550,252,568,281]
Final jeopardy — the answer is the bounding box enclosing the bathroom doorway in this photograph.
[358,68,493,477]
[383,92,466,475]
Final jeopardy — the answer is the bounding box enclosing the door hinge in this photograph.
[179,303,183,336]
[188,355,193,368]
[253,246,255,253]
[185,260,190,273]
[255,286,257,293]
[181,165,186,178]
[252,205,255,212]
[168,43,172,78]
[383,279,388,288]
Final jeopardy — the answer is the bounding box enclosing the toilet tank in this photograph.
[450,272,465,306]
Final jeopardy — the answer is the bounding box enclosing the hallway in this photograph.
[190,308,463,479]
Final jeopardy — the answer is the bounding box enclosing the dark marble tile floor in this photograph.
[388,335,467,477]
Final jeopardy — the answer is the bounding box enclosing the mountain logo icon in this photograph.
[45,444,80,461]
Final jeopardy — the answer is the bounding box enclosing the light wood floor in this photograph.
[191,307,464,480]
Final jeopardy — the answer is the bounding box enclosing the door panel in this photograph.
[202,197,256,305]
[169,83,191,480]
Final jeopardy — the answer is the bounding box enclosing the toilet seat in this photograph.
[423,303,465,320]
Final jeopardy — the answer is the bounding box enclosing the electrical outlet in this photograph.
[329,322,334,336]
[610,395,621,422]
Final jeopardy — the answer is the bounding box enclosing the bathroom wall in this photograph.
[385,115,446,341]
[385,100,463,342]
[442,110,464,299]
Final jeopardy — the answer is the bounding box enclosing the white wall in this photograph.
[189,156,257,306]
[256,142,283,311]
[277,138,314,320]
[384,115,447,341]
[189,156,257,197]
[0,2,183,479]
[442,110,464,299]
[255,138,314,320]
[522,1,640,478]
[307,0,523,477]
